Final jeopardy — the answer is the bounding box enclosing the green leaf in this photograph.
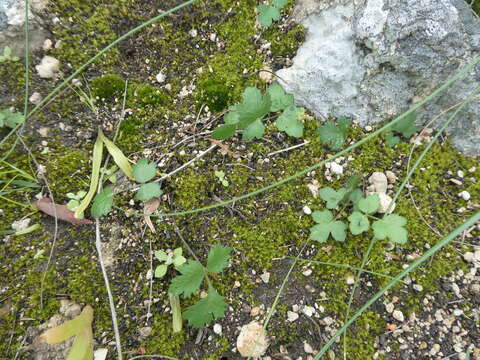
[318,118,351,150]
[91,187,114,218]
[4,46,11,57]
[348,188,364,211]
[348,211,370,235]
[385,131,400,147]
[155,264,168,278]
[310,210,347,242]
[372,214,408,244]
[319,187,348,209]
[67,199,80,211]
[154,250,168,262]
[135,182,162,201]
[224,107,240,124]
[173,255,186,268]
[206,244,231,273]
[272,0,288,8]
[99,128,134,180]
[358,194,380,214]
[392,111,418,138]
[258,4,281,27]
[183,286,227,328]
[169,260,205,298]
[275,106,304,138]
[133,158,157,183]
[267,82,294,112]
[236,87,271,129]
[242,118,265,140]
[212,123,237,140]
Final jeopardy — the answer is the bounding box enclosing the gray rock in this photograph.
[277,0,480,156]
[0,0,49,57]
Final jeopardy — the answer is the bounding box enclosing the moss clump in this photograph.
[91,74,125,100]
[133,85,169,106]
[197,78,232,112]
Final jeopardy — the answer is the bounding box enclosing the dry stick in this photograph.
[267,140,310,157]
[95,219,123,360]
[143,225,154,324]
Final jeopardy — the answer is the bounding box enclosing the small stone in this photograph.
[287,311,299,322]
[457,170,464,178]
[259,66,272,82]
[453,309,463,317]
[458,191,471,201]
[413,284,423,292]
[42,38,53,51]
[365,125,373,132]
[385,303,394,313]
[385,170,397,184]
[250,307,261,317]
[237,321,269,358]
[234,280,241,288]
[468,167,476,173]
[450,178,463,186]
[470,283,480,294]
[392,310,404,322]
[451,282,461,297]
[463,252,475,262]
[474,250,480,262]
[188,28,198,37]
[302,306,315,317]
[307,180,320,198]
[11,218,31,232]
[368,172,388,194]
[430,344,441,356]
[209,33,217,41]
[304,342,314,354]
[377,193,396,213]
[29,92,42,104]
[330,162,343,175]
[346,276,355,285]
[323,316,334,326]
[260,272,270,284]
[155,72,166,83]
[213,323,222,334]
[35,56,60,79]
[303,205,312,215]
[138,326,152,338]
[302,269,312,276]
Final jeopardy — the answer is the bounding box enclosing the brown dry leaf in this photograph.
[143,198,160,233]
[0,301,12,319]
[33,198,93,225]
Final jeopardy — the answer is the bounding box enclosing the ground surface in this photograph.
[0,0,479,359]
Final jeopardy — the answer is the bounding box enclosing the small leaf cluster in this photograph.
[0,46,20,63]
[133,158,162,201]
[258,0,288,27]
[66,190,87,211]
[212,83,304,141]
[154,248,186,278]
[165,244,231,328]
[384,111,418,147]
[309,176,408,244]
[318,117,352,150]
[0,109,25,129]
[214,170,229,187]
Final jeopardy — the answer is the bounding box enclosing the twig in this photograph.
[95,219,123,360]
[143,225,154,324]
[267,141,310,157]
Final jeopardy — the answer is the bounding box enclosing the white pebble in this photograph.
[189,28,198,37]
[365,125,373,132]
[287,311,299,322]
[392,310,404,322]
[303,205,312,215]
[29,92,42,105]
[302,306,315,317]
[302,269,312,277]
[368,172,388,194]
[35,56,60,79]
[458,191,471,201]
[304,342,314,354]
[346,276,355,285]
[323,316,334,326]
[155,72,166,83]
[213,323,222,334]
[413,284,423,292]
[385,303,394,313]
[260,272,270,284]
[457,170,464,178]
[453,309,463,317]
[330,162,344,175]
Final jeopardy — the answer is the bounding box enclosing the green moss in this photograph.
[91,74,125,100]
[471,0,480,15]
[133,85,169,106]
[197,78,232,112]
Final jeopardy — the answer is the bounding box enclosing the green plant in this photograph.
[0,109,25,129]
[91,74,125,100]
[168,244,231,328]
[258,0,288,27]
[309,177,408,244]
[214,170,229,187]
[66,190,87,211]
[132,158,162,201]
[318,117,352,150]
[0,46,20,63]
[383,111,418,147]
[212,83,304,140]
[154,247,187,278]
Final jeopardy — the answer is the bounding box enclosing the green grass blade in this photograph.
[313,211,480,359]
[74,133,103,219]
[98,128,134,180]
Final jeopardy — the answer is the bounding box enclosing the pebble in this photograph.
[385,170,397,184]
[260,272,270,284]
[287,311,299,322]
[346,276,355,285]
[365,125,373,132]
[457,170,464,178]
[392,310,405,322]
[377,193,396,213]
[463,252,475,262]
[304,342,314,354]
[188,28,198,37]
[385,303,394,313]
[35,56,60,79]
[303,205,312,215]
[413,284,423,292]
[323,316,334,326]
[451,282,461,297]
[155,72,166,83]
[250,306,261,317]
[453,309,463,317]
[302,269,312,277]
[368,172,388,194]
[213,323,222,334]
[458,191,471,201]
[430,344,441,356]
[330,162,344,175]
[237,321,269,358]
[302,306,315,317]
[42,38,53,51]
[29,92,42,104]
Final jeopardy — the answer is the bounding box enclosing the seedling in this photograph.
[66,191,88,211]
[154,247,187,278]
[318,117,352,150]
[214,170,229,187]
[383,111,419,147]
[0,46,20,63]
[258,0,288,27]
[0,109,25,129]
[100,165,118,184]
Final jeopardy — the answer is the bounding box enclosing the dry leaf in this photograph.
[0,301,12,318]
[143,198,160,233]
[34,198,93,225]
